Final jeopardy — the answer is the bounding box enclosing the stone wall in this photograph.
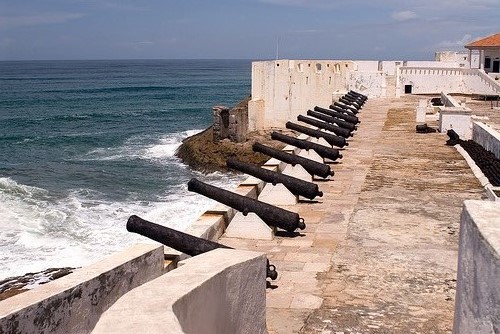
[92,249,267,334]
[453,200,500,334]
[472,122,500,159]
[0,244,165,334]
[248,60,354,131]
[213,99,249,143]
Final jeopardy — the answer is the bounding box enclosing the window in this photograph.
[485,57,491,68]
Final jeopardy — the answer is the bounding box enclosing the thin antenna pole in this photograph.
[276,37,280,60]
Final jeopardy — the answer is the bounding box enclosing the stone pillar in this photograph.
[213,103,248,143]
[213,106,230,141]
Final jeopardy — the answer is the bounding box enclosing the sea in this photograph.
[0,59,251,280]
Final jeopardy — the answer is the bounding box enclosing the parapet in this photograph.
[453,200,500,333]
[92,248,267,334]
[0,243,165,334]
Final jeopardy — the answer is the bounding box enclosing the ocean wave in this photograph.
[0,172,244,279]
[82,129,202,163]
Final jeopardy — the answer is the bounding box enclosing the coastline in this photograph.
[175,97,295,172]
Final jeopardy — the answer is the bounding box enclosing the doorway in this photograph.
[493,60,500,73]
[405,85,413,94]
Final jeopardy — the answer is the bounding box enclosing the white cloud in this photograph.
[0,13,84,29]
[392,10,418,21]
[437,34,475,48]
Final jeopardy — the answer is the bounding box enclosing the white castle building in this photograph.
[248,33,500,131]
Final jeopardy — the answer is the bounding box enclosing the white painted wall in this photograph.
[453,200,500,334]
[472,122,500,159]
[93,249,268,334]
[348,71,386,98]
[0,244,165,334]
[399,68,500,95]
[249,60,354,130]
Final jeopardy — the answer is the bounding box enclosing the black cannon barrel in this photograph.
[297,115,352,138]
[127,214,229,256]
[188,178,306,232]
[226,158,323,200]
[343,93,363,104]
[328,103,356,117]
[253,142,334,178]
[271,132,342,161]
[349,90,368,100]
[286,121,348,148]
[339,97,361,110]
[332,101,358,114]
[342,96,363,108]
[307,110,357,131]
[127,215,278,279]
[347,92,367,103]
[315,106,359,124]
[340,94,361,105]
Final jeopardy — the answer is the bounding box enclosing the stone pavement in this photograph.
[219,96,485,334]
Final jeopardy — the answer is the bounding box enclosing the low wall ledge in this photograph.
[464,200,500,255]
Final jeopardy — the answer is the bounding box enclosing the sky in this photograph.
[0,0,499,61]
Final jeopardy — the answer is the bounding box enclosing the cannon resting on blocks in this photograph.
[187,178,306,233]
[226,157,323,200]
[126,215,278,279]
[252,142,334,178]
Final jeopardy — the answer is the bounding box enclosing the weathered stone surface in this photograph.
[219,95,486,333]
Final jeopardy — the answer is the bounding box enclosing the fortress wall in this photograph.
[472,122,500,159]
[0,244,165,334]
[453,200,500,334]
[92,249,267,334]
[399,68,464,94]
[249,60,354,130]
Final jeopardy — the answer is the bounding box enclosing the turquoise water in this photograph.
[0,59,250,278]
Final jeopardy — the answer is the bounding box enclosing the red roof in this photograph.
[465,33,500,48]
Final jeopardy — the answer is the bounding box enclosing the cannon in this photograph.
[446,129,460,146]
[226,158,323,200]
[127,215,278,279]
[343,93,364,104]
[253,142,334,178]
[188,178,306,232]
[286,121,348,148]
[328,104,357,117]
[348,90,368,100]
[339,97,361,109]
[331,102,358,114]
[306,110,357,131]
[342,96,363,109]
[347,92,367,103]
[314,106,359,124]
[297,115,352,138]
[271,132,342,161]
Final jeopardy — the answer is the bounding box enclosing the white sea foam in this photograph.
[0,172,243,279]
[83,129,202,163]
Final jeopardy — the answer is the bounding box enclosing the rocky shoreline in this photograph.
[0,268,74,301]
[175,97,295,172]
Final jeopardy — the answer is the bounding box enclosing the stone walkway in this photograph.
[219,96,485,333]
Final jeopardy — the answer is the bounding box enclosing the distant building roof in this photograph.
[465,33,500,49]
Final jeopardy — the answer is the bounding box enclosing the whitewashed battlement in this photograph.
[248,59,500,131]
[248,60,355,130]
